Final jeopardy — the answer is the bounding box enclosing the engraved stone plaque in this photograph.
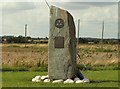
[55,18,64,28]
[55,37,64,48]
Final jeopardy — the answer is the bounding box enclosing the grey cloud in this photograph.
[52,2,117,10]
[15,2,36,10]
[85,2,117,7]
[3,2,36,15]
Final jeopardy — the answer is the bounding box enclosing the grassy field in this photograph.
[1,44,118,69]
[2,70,119,87]
[1,44,119,87]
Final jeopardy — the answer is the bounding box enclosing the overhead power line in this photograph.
[45,0,50,9]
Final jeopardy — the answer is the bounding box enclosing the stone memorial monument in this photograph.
[32,5,89,83]
[48,5,77,80]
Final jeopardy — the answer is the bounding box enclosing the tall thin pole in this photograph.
[76,19,87,69]
[77,19,80,45]
[101,20,104,49]
[25,24,27,47]
[101,21,104,44]
[118,31,120,44]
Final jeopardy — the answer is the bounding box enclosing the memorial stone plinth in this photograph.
[48,6,76,80]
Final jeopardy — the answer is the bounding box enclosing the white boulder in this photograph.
[75,80,84,83]
[75,78,90,83]
[32,78,36,82]
[52,79,63,83]
[35,76,41,79]
[44,79,50,83]
[35,79,41,82]
[41,75,49,80]
[64,79,74,84]
[74,77,80,82]
[32,76,41,82]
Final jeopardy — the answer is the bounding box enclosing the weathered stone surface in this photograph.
[48,5,76,80]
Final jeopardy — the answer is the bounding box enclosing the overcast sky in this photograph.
[0,0,119,38]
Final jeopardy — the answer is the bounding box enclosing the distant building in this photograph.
[2,38,7,43]
[88,42,94,44]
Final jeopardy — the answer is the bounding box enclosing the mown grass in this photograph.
[1,64,119,72]
[1,66,48,72]
[2,70,119,87]
[76,64,119,71]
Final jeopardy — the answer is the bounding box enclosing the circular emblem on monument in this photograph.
[55,18,64,28]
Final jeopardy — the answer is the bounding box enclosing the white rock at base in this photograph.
[34,76,41,79]
[75,80,84,83]
[52,79,63,83]
[74,77,80,82]
[35,79,41,82]
[64,79,74,84]
[75,78,90,83]
[41,75,48,80]
[32,78,36,82]
[34,76,41,80]
[44,79,50,83]
[32,76,41,82]
[83,78,90,83]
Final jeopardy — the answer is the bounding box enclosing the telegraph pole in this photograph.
[101,21,104,44]
[101,21,104,49]
[25,24,27,47]
[77,19,80,45]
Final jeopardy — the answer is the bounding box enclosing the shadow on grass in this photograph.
[90,80,119,83]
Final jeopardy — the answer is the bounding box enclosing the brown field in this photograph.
[1,43,118,68]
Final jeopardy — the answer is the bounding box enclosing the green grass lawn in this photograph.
[2,70,119,87]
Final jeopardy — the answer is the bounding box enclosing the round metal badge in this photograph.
[55,18,64,28]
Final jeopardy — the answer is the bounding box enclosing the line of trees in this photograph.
[0,35,118,44]
[78,38,118,44]
[1,35,48,44]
